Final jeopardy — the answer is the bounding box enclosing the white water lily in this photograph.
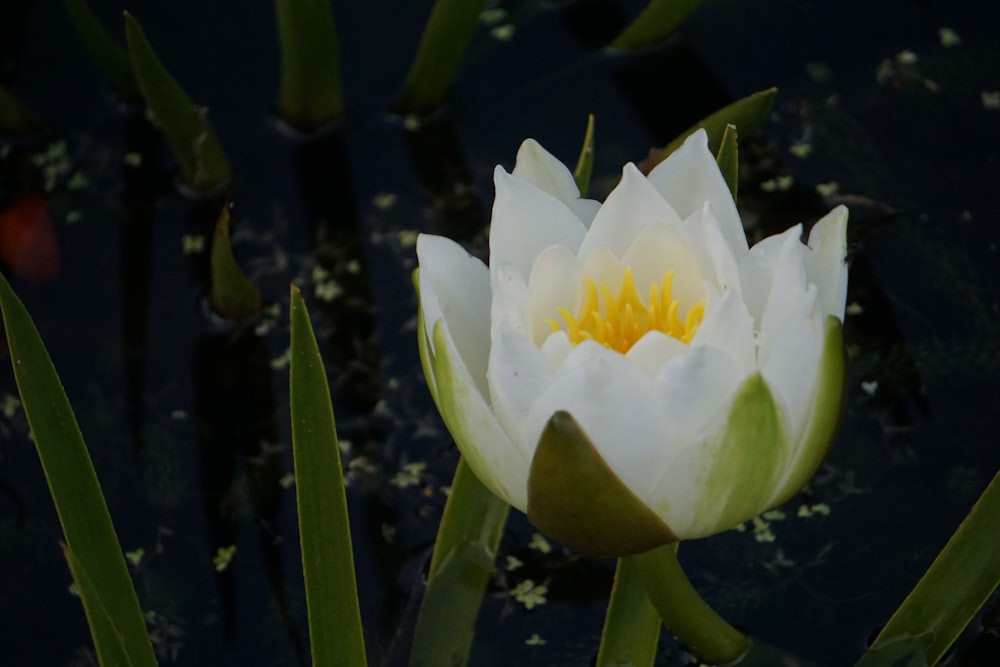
[416,129,848,556]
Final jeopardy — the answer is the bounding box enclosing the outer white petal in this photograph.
[625,331,690,378]
[424,317,531,511]
[691,289,756,375]
[646,129,748,258]
[570,199,602,227]
[490,262,530,336]
[487,322,555,461]
[512,138,582,204]
[578,163,682,261]
[490,166,588,280]
[806,205,849,320]
[525,342,666,497]
[539,330,573,371]
[621,221,705,314]
[417,234,492,395]
[760,286,823,447]
[527,245,584,345]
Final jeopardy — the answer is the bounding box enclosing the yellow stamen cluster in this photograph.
[546,267,705,353]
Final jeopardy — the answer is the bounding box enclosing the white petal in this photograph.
[525,344,666,497]
[527,245,583,345]
[490,166,588,281]
[691,289,756,375]
[512,138,581,204]
[539,330,573,371]
[417,234,492,394]
[646,129,748,259]
[571,199,602,227]
[625,331,690,377]
[580,246,625,295]
[490,262,530,336]
[578,163,682,262]
[487,322,555,461]
[806,205,849,320]
[680,202,742,296]
[756,226,810,367]
[621,221,705,314]
[760,288,823,447]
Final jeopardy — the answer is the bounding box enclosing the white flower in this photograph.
[416,129,848,557]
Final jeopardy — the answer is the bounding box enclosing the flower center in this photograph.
[546,267,705,353]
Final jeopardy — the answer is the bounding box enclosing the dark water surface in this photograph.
[1,0,999,665]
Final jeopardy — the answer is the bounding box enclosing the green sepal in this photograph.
[413,268,441,407]
[124,11,232,194]
[715,123,738,202]
[642,87,776,172]
[527,410,676,558]
[573,114,596,198]
[692,372,787,535]
[210,203,262,319]
[769,315,846,507]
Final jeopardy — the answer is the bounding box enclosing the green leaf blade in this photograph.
[124,12,232,193]
[289,285,367,667]
[0,85,46,138]
[392,0,488,115]
[210,203,262,319]
[64,0,139,100]
[0,271,156,667]
[857,470,1000,667]
[573,114,596,198]
[642,87,777,172]
[274,0,344,131]
[715,123,738,202]
[609,0,706,50]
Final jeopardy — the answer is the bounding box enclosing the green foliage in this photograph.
[0,85,46,137]
[289,285,367,667]
[596,557,661,667]
[857,470,1000,667]
[643,88,777,172]
[209,203,262,319]
[715,123,739,201]
[64,0,139,100]
[274,0,344,130]
[573,114,596,198]
[410,460,508,667]
[610,0,707,50]
[0,271,157,667]
[124,12,232,193]
[393,0,487,115]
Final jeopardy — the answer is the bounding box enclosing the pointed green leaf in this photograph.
[0,270,156,667]
[0,85,46,138]
[642,87,777,172]
[609,0,706,50]
[61,544,134,667]
[274,0,344,131]
[715,123,738,202]
[289,285,367,667]
[596,557,660,667]
[527,410,676,557]
[124,12,232,193]
[410,459,508,667]
[573,114,596,198]
[857,469,1000,667]
[392,0,488,115]
[210,203,262,319]
[64,0,139,100]
[770,315,846,507]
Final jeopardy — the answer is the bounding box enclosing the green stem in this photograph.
[596,557,661,667]
[632,544,748,665]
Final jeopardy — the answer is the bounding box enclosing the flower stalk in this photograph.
[632,544,748,665]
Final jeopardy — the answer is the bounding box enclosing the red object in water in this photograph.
[0,194,61,283]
